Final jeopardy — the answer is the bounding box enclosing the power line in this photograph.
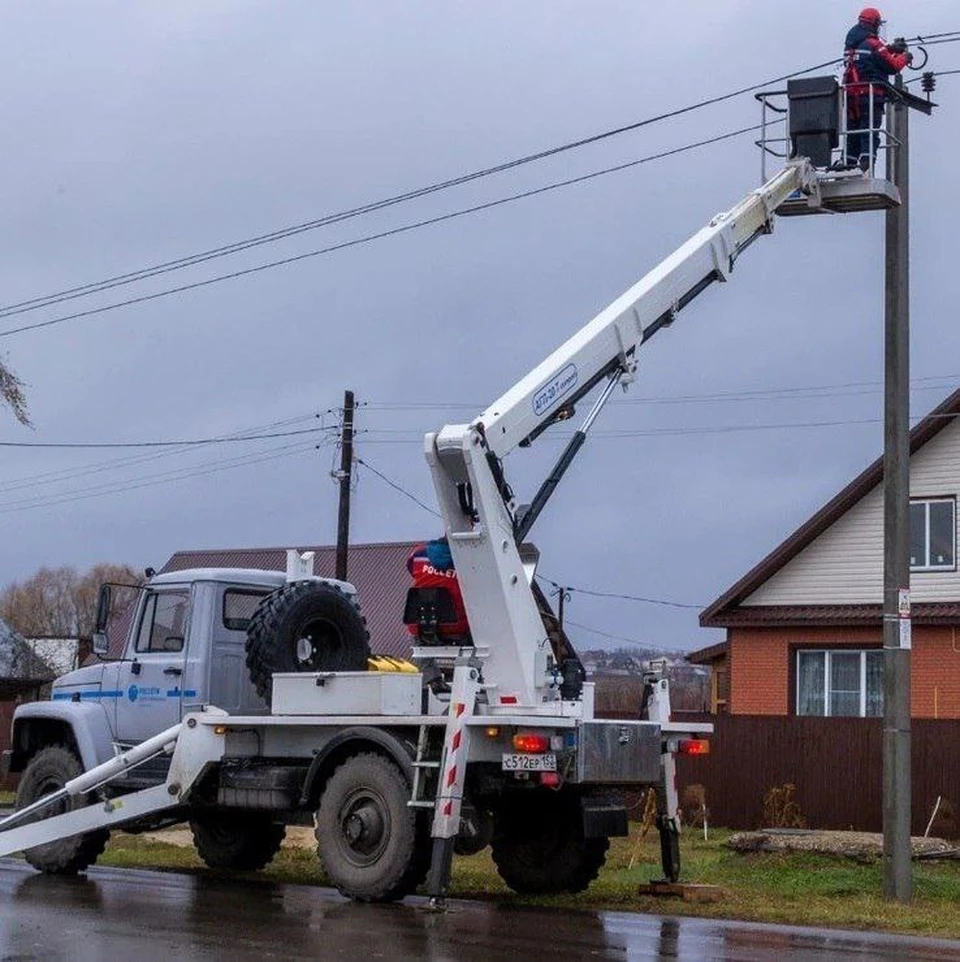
[0,439,323,513]
[0,57,843,324]
[0,122,770,340]
[0,412,325,493]
[0,423,334,449]
[563,618,663,650]
[355,457,440,518]
[360,376,960,412]
[537,574,701,610]
[340,414,945,445]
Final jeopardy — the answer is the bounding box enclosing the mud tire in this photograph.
[189,811,286,870]
[491,790,609,894]
[315,753,424,902]
[15,745,109,875]
[246,581,370,705]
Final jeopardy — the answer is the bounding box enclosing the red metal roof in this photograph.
[161,542,419,658]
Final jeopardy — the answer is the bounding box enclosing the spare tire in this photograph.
[246,581,370,705]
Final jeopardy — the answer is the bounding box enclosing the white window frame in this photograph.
[910,497,956,572]
[796,649,883,718]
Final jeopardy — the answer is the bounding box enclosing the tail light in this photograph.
[678,738,710,756]
[513,733,550,753]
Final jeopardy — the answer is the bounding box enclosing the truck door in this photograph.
[202,585,272,714]
[114,587,190,745]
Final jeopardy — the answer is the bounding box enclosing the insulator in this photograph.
[921,72,937,95]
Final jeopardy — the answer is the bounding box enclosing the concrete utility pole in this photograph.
[335,390,355,582]
[882,78,912,903]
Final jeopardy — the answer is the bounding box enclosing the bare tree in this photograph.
[73,563,142,638]
[0,563,142,639]
[0,357,30,426]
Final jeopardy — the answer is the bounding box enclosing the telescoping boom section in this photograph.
[426,160,818,710]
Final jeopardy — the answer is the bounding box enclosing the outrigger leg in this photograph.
[426,660,481,909]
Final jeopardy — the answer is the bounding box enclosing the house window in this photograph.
[796,649,883,717]
[910,498,956,571]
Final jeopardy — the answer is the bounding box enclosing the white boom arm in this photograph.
[424,162,815,709]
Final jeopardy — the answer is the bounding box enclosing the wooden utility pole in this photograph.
[335,390,355,581]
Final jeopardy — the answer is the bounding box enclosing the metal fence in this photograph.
[676,714,960,838]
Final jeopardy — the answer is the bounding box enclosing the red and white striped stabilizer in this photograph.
[431,663,481,839]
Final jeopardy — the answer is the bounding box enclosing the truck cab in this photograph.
[6,568,292,783]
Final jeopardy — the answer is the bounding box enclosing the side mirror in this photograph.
[93,585,112,656]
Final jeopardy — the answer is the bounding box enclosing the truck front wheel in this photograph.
[189,811,286,870]
[15,745,109,875]
[491,790,609,894]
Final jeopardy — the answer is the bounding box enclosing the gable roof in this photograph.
[0,618,56,696]
[701,388,960,628]
[161,542,420,657]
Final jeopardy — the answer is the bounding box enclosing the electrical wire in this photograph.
[0,122,772,340]
[334,413,956,445]
[361,375,960,411]
[537,574,702,610]
[0,439,324,514]
[0,57,843,324]
[563,618,662,650]
[0,423,334,449]
[355,457,440,518]
[0,412,326,493]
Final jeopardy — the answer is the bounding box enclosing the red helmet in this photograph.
[858,7,884,26]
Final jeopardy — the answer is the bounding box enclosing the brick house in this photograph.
[691,388,960,719]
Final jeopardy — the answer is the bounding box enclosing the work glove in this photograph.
[888,38,908,54]
[905,51,914,64]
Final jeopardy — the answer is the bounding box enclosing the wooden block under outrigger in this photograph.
[637,882,724,903]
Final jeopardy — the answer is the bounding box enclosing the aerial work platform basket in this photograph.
[756,76,932,217]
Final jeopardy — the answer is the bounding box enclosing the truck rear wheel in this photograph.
[491,790,609,894]
[189,812,286,870]
[246,581,370,705]
[15,745,109,875]
[315,753,423,902]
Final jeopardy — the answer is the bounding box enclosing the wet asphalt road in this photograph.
[2,861,960,961]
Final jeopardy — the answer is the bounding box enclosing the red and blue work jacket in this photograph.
[843,24,910,99]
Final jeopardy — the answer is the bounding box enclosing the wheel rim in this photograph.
[30,775,69,817]
[293,616,344,670]
[336,788,390,866]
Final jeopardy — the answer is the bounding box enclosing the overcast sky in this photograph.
[0,1,957,652]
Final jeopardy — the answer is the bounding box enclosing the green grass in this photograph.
[90,828,960,939]
[0,792,14,805]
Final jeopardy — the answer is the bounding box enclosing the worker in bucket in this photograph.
[843,8,912,170]
[406,536,470,640]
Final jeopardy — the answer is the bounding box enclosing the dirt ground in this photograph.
[141,825,317,849]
